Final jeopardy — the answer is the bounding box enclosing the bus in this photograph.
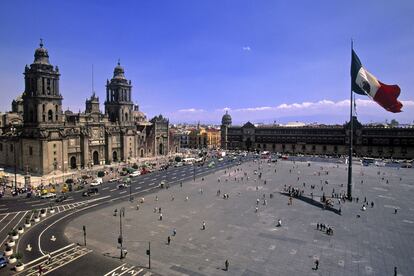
[362,157,375,166]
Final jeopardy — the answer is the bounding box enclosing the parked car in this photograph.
[109,177,121,183]
[55,194,68,203]
[0,255,7,268]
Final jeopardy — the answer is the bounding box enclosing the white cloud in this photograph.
[242,46,251,51]
[177,108,204,113]
[169,99,414,124]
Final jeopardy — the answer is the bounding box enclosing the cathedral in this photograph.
[0,41,173,175]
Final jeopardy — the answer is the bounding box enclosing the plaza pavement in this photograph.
[65,159,414,276]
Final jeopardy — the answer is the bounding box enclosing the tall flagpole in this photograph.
[347,39,354,200]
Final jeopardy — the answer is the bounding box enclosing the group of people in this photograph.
[316,223,333,235]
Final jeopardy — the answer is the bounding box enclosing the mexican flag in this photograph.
[351,50,402,113]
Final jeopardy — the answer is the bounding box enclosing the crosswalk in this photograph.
[16,243,92,276]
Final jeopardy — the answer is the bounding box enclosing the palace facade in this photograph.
[220,112,414,159]
[0,42,176,175]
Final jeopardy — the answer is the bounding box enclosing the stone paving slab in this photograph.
[66,159,414,275]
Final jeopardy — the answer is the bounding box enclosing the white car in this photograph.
[41,193,56,199]
[90,178,103,186]
[129,171,141,177]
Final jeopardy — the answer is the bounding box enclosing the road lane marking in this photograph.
[30,202,48,207]
[0,211,20,233]
[110,188,117,192]
[0,213,9,223]
[119,191,127,194]
[135,186,142,190]
[1,211,27,246]
[38,203,99,255]
[104,264,126,276]
[102,187,109,190]
[148,182,156,186]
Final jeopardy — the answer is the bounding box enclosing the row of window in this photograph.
[0,143,33,155]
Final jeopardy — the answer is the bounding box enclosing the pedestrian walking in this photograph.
[202,221,206,230]
[136,204,139,210]
[314,259,319,270]
[255,206,258,213]
[159,213,163,221]
[173,228,177,236]
[167,236,171,245]
[394,266,397,276]
[225,259,229,271]
[394,208,398,214]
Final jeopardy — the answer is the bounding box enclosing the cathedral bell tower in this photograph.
[22,40,63,127]
[104,61,134,125]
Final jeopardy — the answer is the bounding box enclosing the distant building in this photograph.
[220,112,414,159]
[189,123,221,149]
[0,41,171,175]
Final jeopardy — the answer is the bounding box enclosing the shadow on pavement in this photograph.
[279,192,341,215]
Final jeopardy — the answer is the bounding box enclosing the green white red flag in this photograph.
[351,50,402,113]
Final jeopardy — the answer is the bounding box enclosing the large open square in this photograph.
[65,159,414,276]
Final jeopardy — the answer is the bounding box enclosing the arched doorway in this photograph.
[113,151,118,162]
[70,156,77,169]
[159,143,163,155]
[93,151,99,165]
[245,138,252,151]
[140,149,144,158]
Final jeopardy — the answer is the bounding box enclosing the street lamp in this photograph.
[10,127,18,195]
[118,207,126,259]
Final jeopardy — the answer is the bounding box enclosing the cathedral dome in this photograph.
[113,60,126,80]
[34,39,50,64]
[221,111,232,125]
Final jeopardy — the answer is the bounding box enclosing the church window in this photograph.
[43,115,46,122]
[42,104,45,112]
[53,143,56,148]
[47,79,51,95]
[48,110,53,121]
[55,105,58,112]
[29,146,33,155]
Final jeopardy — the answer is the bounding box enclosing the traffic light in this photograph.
[146,249,150,255]
[118,236,123,244]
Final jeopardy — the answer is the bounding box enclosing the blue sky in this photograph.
[0,0,413,125]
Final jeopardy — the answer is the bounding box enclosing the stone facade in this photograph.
[0,41,172,175]
[189,124,221,149]
[221,112,414,159]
